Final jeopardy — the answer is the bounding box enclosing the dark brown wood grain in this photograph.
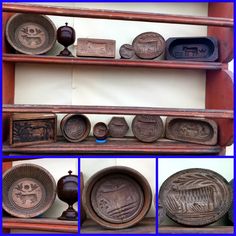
[108,117,129,138]
[3,136,223,155]
[3,54,223,70]
[57,171,78,221]
[3,3,233,27]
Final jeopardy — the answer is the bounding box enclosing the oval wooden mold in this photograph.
[108,117,129,138]
[165,117,218,145]
[6,13,56,55]
[159,168,232,226]
[3,164,56,218]
[132,32,165,59]
[82,166,152,229]
[165,37,218,61]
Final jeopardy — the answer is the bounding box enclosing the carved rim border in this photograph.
[82,166,152,229]
[3,163,56,218]
[159,168,232,226]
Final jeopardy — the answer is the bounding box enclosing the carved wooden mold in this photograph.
[159,168,232,226]
[93,122,109,140]
[108,117,129,138]
[82,166,152,229]
[165,117,218,145]
[132,115,164,143]
[132,32,165,59]
[228,179,233,223]
[165,37,218,61]
[158,197,166,225]
[60,114,91,142]
[77,38,115,58]
[10,113,57,147]
[119,44,135,59]
[3,164,56,218]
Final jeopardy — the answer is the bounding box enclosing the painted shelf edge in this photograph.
[2,217,78,233]
[2,104,233,119]
[3,54,223,70]
[3,137,222,155]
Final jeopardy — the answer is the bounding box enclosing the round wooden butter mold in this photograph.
[82,166,152,229]
[3,164,56,218]
[60,114,91,142]
[6,13,56,55]
[159,168,232,226]
[132,115,164,142]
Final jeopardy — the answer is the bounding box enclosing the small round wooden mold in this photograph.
[3,164,56,218]
[132,115,164,143]
[82,166,152,229]
[6,13,56,55]
[159,168,232,226]
[93,122,109,140]
[61,114,91,142]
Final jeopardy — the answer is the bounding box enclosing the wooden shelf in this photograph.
[3,137,223,155]
[158,226,233,234]
[81,218,155,234]
[3,54,223,70]
[3,217,78,233]
[3,3,233,27]
[3,104,233,119]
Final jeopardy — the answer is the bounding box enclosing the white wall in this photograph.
[81,157,156,217]
[12,158,78,218]
[158,158,234,225]
[13,2,233,153]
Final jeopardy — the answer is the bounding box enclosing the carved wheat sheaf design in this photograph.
[165,173,223,216]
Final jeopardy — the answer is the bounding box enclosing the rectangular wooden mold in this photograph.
[76,38,115,58]
[165,117,218,145]
[10,113,57,147]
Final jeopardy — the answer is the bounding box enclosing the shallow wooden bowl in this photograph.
[3,164,56,218]
[6,13,56,55]
[82,166,152,229]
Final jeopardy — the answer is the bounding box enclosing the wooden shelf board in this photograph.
[3,3,233,27]
[3,217,78,233]
[3,54,223,70]
[3,104,233,119]
[81,218,156,234]
[3,137,222,155]
[158,226,234,234]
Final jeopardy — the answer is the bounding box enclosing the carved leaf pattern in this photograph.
[172,173,215,190]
